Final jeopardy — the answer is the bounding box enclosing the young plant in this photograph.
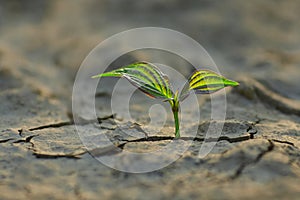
[92,61,239,138]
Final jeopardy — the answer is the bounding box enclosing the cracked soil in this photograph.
[0,1,300,199]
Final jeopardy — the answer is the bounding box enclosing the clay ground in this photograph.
[0,1,300,199]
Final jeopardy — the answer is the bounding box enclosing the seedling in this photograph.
[92,61,239,138]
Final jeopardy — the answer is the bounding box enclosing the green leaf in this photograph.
[92,61,174,100]
[179,70,239,101]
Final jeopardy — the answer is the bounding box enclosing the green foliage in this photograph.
[93,61,239,138]
[179,70,239,101]
[92,62,173,100]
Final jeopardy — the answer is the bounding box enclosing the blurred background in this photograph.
[1,0,299,102]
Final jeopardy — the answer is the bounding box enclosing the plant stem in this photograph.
[169,91,180,138]
[172,107,180,138]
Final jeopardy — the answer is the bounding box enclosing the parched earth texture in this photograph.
[0,1,300,199]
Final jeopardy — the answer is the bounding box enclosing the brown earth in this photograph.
[0,0,300,199]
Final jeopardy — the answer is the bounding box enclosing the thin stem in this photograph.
[172,108,180,138]
[170,91,180,138]
[169,91,180,138]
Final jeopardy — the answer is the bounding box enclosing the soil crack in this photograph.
[0,138,14,143]
[28,114,114,131]
[88,135,253,157]
[13,134,39,147]
[32,151,86,159]
[230,139,274,180]
[121,135,252,144]
[272,139,294,146]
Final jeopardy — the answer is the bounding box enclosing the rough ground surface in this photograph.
[1,1,300,199]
